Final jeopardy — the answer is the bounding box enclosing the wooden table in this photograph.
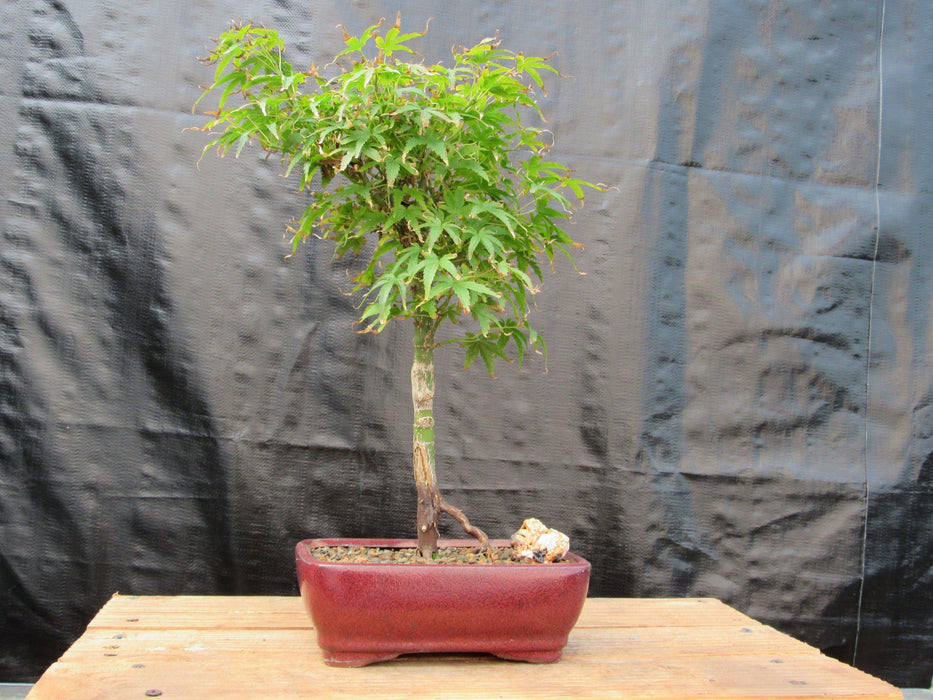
[27,595,900,699]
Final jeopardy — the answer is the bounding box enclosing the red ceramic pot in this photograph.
[295,538,591,667]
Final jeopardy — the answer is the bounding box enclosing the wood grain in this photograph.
[27,596,902,700]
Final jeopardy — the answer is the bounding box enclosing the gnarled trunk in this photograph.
[412,317,488,558]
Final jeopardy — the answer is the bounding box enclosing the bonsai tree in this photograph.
[195,15,603,559]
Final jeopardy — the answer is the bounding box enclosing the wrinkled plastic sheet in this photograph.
[1,0,931,687]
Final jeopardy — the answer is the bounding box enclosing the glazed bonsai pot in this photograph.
[295,538,591,667]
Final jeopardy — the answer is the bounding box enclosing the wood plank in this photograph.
[86,595,759,630]
[575,597,761,628]
[27,650,903,700]
[27,596,903,700]
[60,624,816,662]
[87,594,308,630]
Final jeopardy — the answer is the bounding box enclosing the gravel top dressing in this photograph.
[311,545,543,565]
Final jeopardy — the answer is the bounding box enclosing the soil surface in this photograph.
[312,544,540,565]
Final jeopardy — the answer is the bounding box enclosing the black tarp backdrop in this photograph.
[0,0,930,687]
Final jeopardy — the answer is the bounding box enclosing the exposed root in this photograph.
[438,498,489,553]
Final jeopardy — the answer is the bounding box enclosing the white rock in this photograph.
[511,518,570,562]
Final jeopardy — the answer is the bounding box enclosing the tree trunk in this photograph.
[411,318,441,557]
[411,316,488,558]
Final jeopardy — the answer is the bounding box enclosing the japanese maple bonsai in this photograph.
[195,16,602,560]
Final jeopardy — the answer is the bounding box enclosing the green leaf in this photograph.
[463,279,499,298]
[425,136,448,165]
[461,334,509,378]
[234,132,250,158]
[194,18,607,374]
[450,278,472,311]
[473,305,495,335]
[438,254,460,280]
[463,342,480,370]
[374,24,424,57]
[385,158,402,187]
[422,253,440,298]
[450,157,492,183]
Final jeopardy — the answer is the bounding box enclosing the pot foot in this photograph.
[322,651,401,668]
[492,649,563,663]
